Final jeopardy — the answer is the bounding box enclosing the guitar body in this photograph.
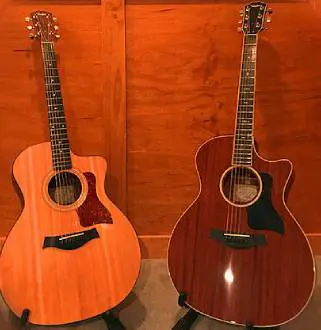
[0,142,141,325]
[168,135,315,327]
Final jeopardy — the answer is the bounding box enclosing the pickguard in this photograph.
[247,172,284,235]
[76,172,112,226]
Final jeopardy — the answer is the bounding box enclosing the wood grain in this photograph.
[0,142,140,325]
[168,135,315,326]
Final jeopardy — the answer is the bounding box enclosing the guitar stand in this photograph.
[19,309,30,327]
[172,292,280,330]
[17,309,126,330]
[101,311,126,330]
[172,292,200,330]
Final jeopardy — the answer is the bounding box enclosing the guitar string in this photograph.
[48,40,79,229]
[236,33,251,234]
[239,33,257,234]
[230,33,247,235]
[46,40,70,214]
[47,41,67,209]
[236,33,252,234]
[246,34,255,234]
[50,42,75,211]
[48,42,70,208]
[238,34,250,234]
[41,40,62,208]
[238,34,253,234]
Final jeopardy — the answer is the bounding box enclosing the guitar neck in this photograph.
[233,34,258,166]
[41,42,72,171]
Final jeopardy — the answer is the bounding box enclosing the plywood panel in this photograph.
[101,0,127,212]
[126,2,321,239]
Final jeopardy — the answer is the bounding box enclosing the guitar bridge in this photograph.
[43,228,100,250]
[210,229,267,249]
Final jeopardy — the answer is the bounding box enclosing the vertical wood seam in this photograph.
[101,0,127,213]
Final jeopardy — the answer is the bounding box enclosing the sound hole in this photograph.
[221,166,261,206]
[48,172,82,206]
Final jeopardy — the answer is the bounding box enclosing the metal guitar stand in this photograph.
[172,292,280,330]
[101,311,126,330]
[172,292,200,330]
[17,308,125,330]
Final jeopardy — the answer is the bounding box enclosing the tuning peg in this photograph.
[53,17,57,21]
[266,17,272,23]
[54,25,59,30]
[24,17,31,22]
[238,20,243,24]
[240,10,244,16]
[55,34,60,39]
[29,33,35,39]
[26,25,33,30]
[237,27,243,32]
[267,8,273,14]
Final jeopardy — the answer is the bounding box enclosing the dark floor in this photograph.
[0,258,320,330]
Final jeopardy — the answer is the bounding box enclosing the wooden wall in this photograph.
[1,0,321,258]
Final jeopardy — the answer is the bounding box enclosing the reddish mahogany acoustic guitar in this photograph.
[0,12,141,325]
[168,2,315,327]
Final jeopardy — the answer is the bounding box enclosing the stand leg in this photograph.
[101,311,126,330]
[172,292,199,330]
[20,309,30,326]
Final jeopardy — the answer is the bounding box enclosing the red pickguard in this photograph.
[77,172,112,226]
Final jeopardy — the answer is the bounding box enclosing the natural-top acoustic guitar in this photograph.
[168,2,315,327]
[0,11,141,326]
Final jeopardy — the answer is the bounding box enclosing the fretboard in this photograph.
[41,42,71,171]
[232,34,257,166]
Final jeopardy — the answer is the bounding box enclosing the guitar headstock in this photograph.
[237,2,272,35]
[25,11,60,41]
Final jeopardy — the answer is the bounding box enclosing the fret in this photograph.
[52,152,71,157]
[44,75,59,78]
[52,138,69,146]
[233,156,252,161]
[240,86,254,91]
[45,82,60,85]
[53,163,72,169]
[50,128,67,132]
[46,91,62,97]
[240,92,254,97]
[233,159,252,165]
[50,132,68,138]
[49,116,67,120]
[48,104,64,109]
[47,99,63,104]
[236,126,252,130]
[240,77,254,84]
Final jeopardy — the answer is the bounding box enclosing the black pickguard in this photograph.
[247,172,284,235]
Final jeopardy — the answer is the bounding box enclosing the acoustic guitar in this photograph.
[0,11,141,325]
[168,2,315,327]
